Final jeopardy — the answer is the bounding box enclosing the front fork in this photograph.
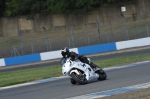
[70,69,86,80]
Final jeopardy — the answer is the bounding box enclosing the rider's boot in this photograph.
[89,62,100,71]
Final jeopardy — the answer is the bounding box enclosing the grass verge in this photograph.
[0,54,150,87]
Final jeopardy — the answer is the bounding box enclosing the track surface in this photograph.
[0,62,150,99]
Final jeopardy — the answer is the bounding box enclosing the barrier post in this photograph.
[121,7,128,40]
[19,31,24,55]
[49,41,52,51]
[147,26,150,37]
[31,44,34,53]
[88,36,90,45]
[68,38,71,48]
[107,33,110,43]
[43,27,50,51]
[95,18,101,44]
[127,29,129,40]
[68,23,75,48]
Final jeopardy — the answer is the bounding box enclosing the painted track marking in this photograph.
[66,82,150,99]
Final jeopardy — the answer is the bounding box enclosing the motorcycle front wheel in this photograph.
[70,78,76,85]
[70,72,87,85]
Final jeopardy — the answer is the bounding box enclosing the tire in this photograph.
[70,78,76,85]
[70,72,87,84]
[96,70,107,81]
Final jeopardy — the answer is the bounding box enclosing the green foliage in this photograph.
[2,0,136,18]
[0,0,6,17]
[5,0,21,16]
[101,0,135,8]
[47,0,101,14]
[4,0,48,18]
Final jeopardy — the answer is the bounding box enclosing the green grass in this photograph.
[0,66,62,87]
[94,54,150,68]
[0,54,150,87]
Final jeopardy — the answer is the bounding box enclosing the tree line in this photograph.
[0,0,135,19]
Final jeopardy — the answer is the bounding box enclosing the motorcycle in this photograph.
[61,57,107,85]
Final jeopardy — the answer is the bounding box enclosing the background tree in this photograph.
[47,0,101,14]
[5,0,48,18]
[0,0,6,17]
[3,0,136,18]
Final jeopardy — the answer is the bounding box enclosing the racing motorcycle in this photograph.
[61,57,107,85]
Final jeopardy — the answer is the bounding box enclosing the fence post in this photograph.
[49,41,52,51]
[85,24,88,46]
[68,38,71,48]
[71,26,75,47]
[11,46,20,57]
[14,46,16,57]
[95,18,101,43]
[0,18,3,37]
[121,11,127,40]
[147,26,150,37]
[88,36,90,46]
[43,27,50,51]
[136,27,139,38]
[31,44,34,54]
[69,23,75,48]
[127,29,129,40]
[19,31,24,55]
[107,33,110,43]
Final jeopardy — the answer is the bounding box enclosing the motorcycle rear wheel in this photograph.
[96,70,107,81]
[70,72,87,84]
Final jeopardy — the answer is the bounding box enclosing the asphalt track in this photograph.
[0,61,150,99]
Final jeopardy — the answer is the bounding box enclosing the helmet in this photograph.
[61,47,70,57]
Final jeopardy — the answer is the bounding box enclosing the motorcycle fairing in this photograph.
[62,58,99,81]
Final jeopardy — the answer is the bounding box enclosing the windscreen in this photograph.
[60,58,67,65]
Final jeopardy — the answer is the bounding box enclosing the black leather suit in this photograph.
[63,51,90,64]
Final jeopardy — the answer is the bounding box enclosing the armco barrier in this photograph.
[116,37,150,50]
[40,48,78,61]
[4,54,41,66]
[0,37,150,67]
[0,58,5,67]
[78,43,117,55]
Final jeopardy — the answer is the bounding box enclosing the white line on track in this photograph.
[66,82,150,99]
[104,60,150,71]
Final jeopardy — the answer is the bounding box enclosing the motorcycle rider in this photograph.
[61,47,100,71]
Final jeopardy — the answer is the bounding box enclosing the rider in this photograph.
[61,47,100,71]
